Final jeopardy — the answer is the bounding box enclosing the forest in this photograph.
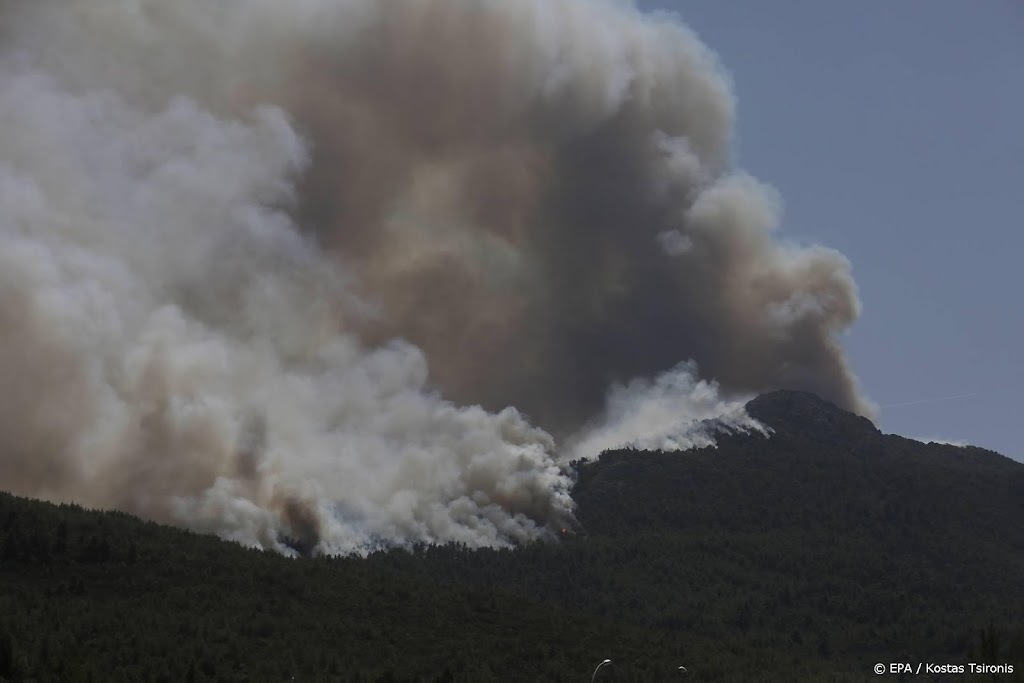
[1,391,1022,681]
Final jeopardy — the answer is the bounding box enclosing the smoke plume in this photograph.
[0,0,870,553]
[565,362,769,460]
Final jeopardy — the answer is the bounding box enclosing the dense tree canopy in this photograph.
[1,392,1021,681]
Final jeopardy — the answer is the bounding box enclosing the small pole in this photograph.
[591,658,612,682]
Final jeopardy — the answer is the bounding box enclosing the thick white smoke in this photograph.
[0,66,572,553]
[0,0,870,553]
[566,362,767,460]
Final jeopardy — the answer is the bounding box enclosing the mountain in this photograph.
[575,390,1024,544]
[1,391,1022,681]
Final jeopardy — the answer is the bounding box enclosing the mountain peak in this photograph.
[744,390,879,441]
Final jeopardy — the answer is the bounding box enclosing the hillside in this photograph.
[577,390,1024,544]
[1,391,1022,681]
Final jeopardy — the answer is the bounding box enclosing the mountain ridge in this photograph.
[1,389,1022,680]
[573,390,1024,544]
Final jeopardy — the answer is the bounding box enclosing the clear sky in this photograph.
[639,0,1024,459]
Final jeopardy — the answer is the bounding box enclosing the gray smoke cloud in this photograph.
[0,0,871,553]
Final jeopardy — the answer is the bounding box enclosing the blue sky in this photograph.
[641,0,1023,459]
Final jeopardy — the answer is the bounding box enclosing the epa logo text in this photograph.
[884,663,922,675]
